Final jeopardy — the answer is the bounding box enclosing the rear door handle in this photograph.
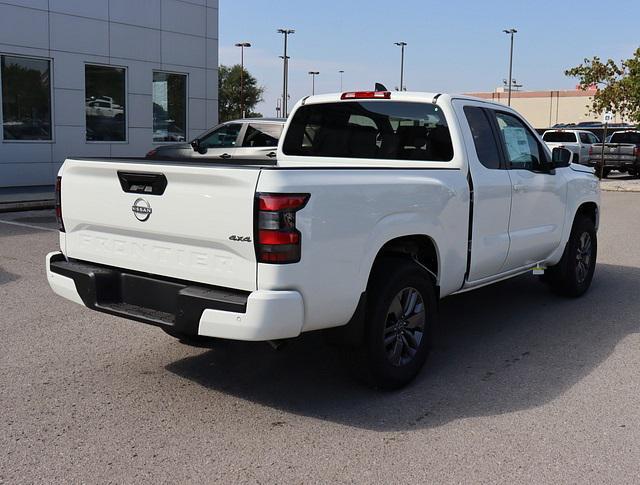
[266,151,277,158]
[219,153,231,159]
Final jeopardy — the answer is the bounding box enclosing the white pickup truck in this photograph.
[47,91,600,388]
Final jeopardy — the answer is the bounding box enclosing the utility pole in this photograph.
[234,42,251,118]
[309,71,319,95]
[394,42,407,91]
[503,28,517,106]
[339,70,344,91]
[277,29,295,117]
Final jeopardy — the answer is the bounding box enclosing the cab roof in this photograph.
[300,91,513,112]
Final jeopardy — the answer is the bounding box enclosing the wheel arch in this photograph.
[367,234,440,290]
[575,201,599,230]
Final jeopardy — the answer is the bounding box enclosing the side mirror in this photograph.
[191,139,208,155]
[551,147,572,168]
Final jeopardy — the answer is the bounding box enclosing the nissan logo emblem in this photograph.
[132,198,152,222]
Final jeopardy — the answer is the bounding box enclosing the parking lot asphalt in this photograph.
[1,193,640,484]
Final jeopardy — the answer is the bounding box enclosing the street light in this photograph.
[502,28,517,106]
[277,28,295,117]
[338,70,344,91]
[394,42,407,91]
[234,42,251,118]
[308,71,319,95]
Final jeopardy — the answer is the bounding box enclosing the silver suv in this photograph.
[146,118,285,162]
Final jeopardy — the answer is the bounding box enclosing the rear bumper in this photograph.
[588,158,638,169]
[46,252,304,341]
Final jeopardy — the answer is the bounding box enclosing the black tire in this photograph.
[354,258,437,390]
[161,327,217,348]
[602,168,611,178]
[573,154,579,164]
[544,214,597,297]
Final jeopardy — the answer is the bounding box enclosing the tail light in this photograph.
[55,176,65,232]
[255,193,309,264]
[146,149,157,158]
[635,146,639,158]
[341,91,391,100]
[589,146,593,156]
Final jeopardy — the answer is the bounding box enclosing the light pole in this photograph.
[277,28,295,117]
[308,71,319,95]
[394,42,407,91]
[339,70,344,91]
[503,28,517,106]
[234,42,251,118]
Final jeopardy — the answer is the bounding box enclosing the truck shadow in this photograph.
[166,263,640,431]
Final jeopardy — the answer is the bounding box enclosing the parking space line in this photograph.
[0,219,58,232]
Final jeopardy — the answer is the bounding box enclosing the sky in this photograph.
[219,0,640,117]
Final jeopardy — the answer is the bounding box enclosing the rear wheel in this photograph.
[544,214,597,297]
[355,258,437,389]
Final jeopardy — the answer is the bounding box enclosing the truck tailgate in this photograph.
[60,159,261,291]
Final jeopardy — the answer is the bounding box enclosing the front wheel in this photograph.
[356,258,437,389]
[544,214,597,297]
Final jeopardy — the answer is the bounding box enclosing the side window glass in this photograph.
[580,133,590,144]
[494,112,543,170]
[463,106,501,169]
[200,123,241,149]
[589,133,600,144]
[242,124,282,147]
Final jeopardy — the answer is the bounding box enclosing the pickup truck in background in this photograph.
[47,91,600,389]
[542,129,599,165]
[588,130,640,178]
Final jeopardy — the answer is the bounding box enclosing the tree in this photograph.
[565,48,640,124]
[218,64,264,122]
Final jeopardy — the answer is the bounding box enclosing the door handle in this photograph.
[513,184,525,192]
[266,151,277,158]
[219,153,231,159]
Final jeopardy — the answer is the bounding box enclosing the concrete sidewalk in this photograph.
[0,185,55,212]
[600,175,640,193]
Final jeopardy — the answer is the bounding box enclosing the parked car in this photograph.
[542,129,600,164]
[85,96,124,119]
[588,130,640,177]
[47,91,599,389]
[146,118,286,162]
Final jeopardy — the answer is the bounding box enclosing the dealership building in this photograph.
[464,87,622,129]
[0,0,219,193]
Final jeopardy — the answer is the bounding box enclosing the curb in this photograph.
[0,199,55,213]
[600,185,640,192]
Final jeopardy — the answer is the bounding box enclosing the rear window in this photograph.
[282,101,453,161]
[609,132,640,144]
[242,123,283,147]
[542,131,577,143]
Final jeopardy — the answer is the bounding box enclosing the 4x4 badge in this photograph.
[229,235,252,242]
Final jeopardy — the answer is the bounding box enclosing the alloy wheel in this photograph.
[383,287,426,367]
[575,231,592,284]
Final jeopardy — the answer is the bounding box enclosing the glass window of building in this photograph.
[153,72,187,142]
[85,65,126,142]
[1,55,52,141]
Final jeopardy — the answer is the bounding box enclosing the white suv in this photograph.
[542,129,600,165]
